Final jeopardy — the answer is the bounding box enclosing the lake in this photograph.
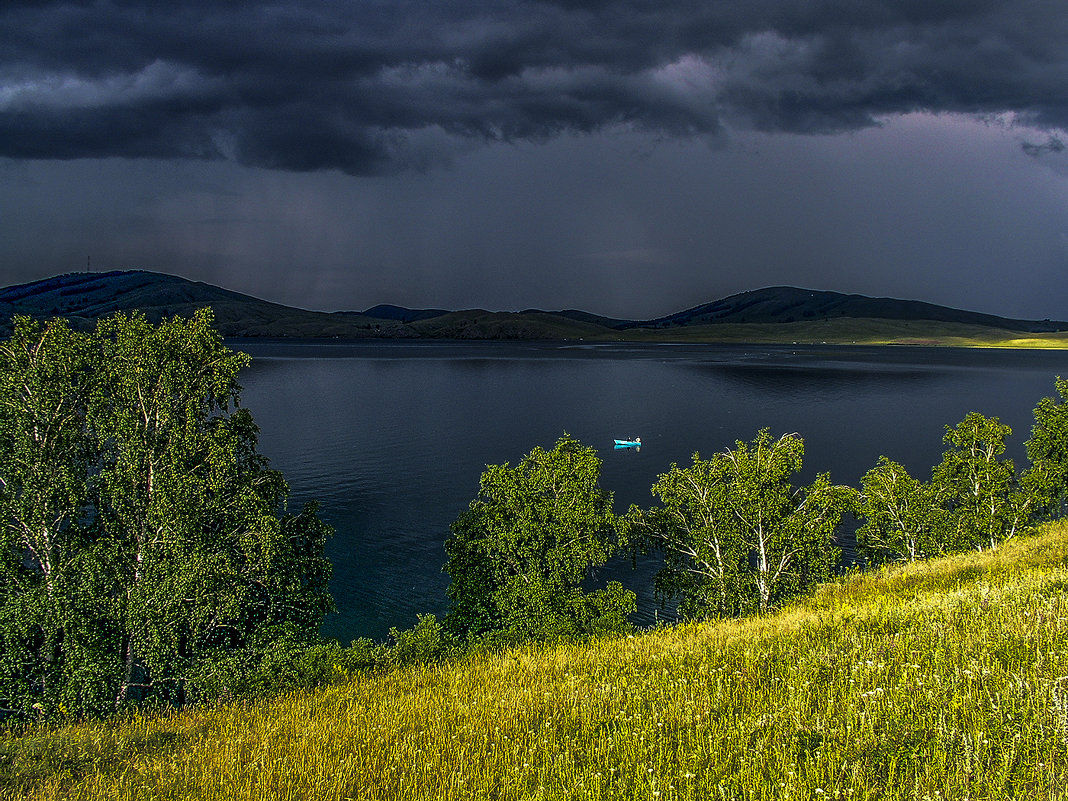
[233,340,1068,642]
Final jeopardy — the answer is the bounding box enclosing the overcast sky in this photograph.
[3,0,1068,319]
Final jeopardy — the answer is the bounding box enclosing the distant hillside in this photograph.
[625,286,1068,333]
[407,309,610,340]
[358,304,449,323]
[2,270,1067,345]
[522,308,635,329]
[0,271,413,338]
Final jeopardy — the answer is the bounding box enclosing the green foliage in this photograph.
[568,580,636,637]
[0,311,334,719]
[1025,376,1068,519]
[387,614,454,667]
[185,626,328,701]
[932,411,1031,551]
[631,430,856,618]
[860,412,1038,562]
[443,435,634,643]
[857,457,947,564]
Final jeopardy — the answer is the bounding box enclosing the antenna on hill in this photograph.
[87,255,91,273]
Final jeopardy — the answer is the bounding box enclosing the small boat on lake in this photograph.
[614,437,641,448]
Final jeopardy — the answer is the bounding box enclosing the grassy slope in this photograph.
[5,524,1068,800]
[610,318,1068,348]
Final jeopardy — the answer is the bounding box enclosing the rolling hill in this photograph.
[0,271,413,338]
[1,269,1066,345]
[627,286,1068,332]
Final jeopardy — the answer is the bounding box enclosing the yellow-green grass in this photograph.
[608,318,1068,348]
[6,524,1068,800]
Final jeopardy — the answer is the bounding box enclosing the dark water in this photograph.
[233,340,1068,641]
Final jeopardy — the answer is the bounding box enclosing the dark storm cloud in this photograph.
[2,0,1067,174]
[1022,135,1066,157]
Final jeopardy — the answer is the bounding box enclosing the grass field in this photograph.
[610,318,1068,348]
[4,523,1068,800]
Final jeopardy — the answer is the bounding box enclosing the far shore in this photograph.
[591,317,1068,348]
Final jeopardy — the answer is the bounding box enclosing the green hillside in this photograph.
[616,317,1068,347]
[5,522,1068,800]
[3,271,1068,345]
[0,271,407,338]
[629,286,1068,332]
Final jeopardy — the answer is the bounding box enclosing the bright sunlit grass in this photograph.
[612,318,1068,348]
[5,522,1068,800]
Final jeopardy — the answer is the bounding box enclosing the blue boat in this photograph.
[614,437,641,448]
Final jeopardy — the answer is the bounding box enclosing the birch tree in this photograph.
[628,453,748,618]
[857,457,947,564]
[444,435,634,643]
[0,317,108,716]
[1024,377,1068,520]
[633,431,855,618]
[933,412,1030,551]
[0,311,333,718]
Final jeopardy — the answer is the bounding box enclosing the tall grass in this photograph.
[5,522,1068,800]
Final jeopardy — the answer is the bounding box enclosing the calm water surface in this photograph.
[233,340,1068,641]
